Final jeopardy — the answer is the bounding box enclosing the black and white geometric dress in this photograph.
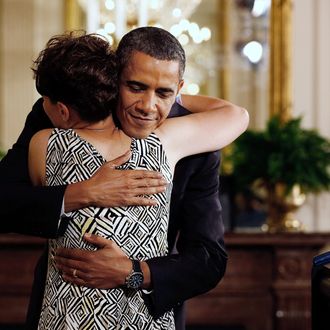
[38,128,175,330]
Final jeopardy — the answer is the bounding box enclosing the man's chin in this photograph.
[122,126,151,139]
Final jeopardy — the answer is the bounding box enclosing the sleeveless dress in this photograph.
[38,128,175,330]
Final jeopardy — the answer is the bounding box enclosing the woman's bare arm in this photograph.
[28,129,52,186]
[180,94,235,114]
[157,97,249,169]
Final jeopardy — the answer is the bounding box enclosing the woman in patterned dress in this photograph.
[28,30,248,329]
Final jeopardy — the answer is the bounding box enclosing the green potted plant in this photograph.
[230,115,330,232]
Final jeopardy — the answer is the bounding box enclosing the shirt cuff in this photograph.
[142,289,154,295]
[58,198,66,229]
[57,198,71,235]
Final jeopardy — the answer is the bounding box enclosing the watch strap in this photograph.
[125,259,144,289]
[132,259,142,273]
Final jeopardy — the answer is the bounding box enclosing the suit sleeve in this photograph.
[0,98,66,238]
[146,151,228,318]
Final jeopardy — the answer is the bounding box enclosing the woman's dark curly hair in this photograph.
[32,31,118,122]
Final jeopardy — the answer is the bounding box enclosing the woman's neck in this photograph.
[71,115,132,162]
[72,115,117,132]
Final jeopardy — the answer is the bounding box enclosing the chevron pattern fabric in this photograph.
[38,128,174,329]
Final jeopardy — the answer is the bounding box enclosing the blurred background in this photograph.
[0,1,330,328]
[1,0,329,232]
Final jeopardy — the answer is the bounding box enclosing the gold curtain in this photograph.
[217,0,230,100]
[269,0,293,122]
[64,0,86,31]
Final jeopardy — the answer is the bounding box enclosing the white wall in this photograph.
[0,0,64,151]
[293,0,330,231]
[0,0,35,151]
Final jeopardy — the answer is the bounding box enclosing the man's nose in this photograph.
[137,93,156,115]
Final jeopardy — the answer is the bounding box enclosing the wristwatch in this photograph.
[125,260,144,289]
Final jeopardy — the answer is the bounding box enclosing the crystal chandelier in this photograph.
[77,0,212,94]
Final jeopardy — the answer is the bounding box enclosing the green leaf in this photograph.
[230,115,330,193]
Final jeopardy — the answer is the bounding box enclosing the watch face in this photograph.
[127,272,144,289]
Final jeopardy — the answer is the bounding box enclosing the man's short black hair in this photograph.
[116,26,186,80]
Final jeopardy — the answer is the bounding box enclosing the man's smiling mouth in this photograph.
[130,113,156,122]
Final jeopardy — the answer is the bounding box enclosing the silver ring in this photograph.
[73,269,78,278]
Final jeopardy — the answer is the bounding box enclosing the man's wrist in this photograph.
[125,260,144,289]
[64,180,92,212]
[122,260,151,290]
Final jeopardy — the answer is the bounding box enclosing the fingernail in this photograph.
[84,233,91,238]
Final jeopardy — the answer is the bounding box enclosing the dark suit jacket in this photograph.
[312,253,330,330]
[0,98,227,329]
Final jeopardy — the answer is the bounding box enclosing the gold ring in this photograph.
[73,269,78,278]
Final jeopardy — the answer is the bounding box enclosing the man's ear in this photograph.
[177,79,184,94]
[57,102,70,122]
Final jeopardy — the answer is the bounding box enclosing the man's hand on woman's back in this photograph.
[64,150,168,212]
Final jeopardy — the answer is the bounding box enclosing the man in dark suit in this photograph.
[0,27,230,329]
